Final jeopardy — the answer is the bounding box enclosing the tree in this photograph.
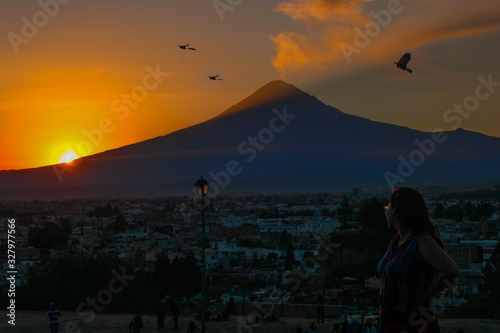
[279,230,289,245]
[432,202,446,219]
[445,203,464,222]
[338,195,353,230]
[17,254,140,311]
[484,243,500,296]
[27,222,69,249]
[267,252,278,261]
[284,244,296,270]
[155,254,201,300]
[155,254,173,288]
[114,214,127,233]
[89,202,120,217]
[456,243,500,319]
[230,258,239,267]
[170,254,201,300]
[326,256,381,285]
[457,293,500,319]
[474,202,495,221]
[351,187,361,199]
[303,251,314,259]
[237,238,262,248]
[358,197,386,233]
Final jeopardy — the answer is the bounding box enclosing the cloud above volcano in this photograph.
[271,0,500,76]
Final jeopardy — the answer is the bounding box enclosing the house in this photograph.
[445,244,483,276]
[364,276,381,290]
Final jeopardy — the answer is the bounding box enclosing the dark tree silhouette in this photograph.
[155,254,201,300]
[89,202,120,218]
[267,252,278,261]
[279,230,289,245]
[114,214,128,233]
[433,202,446,219]
[284,244,296,270]
[338,195,353,230]
[358,197,386,233]
[28,222,69,249]
[484,244,500,296]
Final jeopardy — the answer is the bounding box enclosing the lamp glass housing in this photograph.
[195,176,209,196]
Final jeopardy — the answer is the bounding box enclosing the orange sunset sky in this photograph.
[1,0,500,170]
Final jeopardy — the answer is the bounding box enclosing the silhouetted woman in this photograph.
[378,187,459,333]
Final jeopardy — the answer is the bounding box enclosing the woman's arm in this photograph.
[417,234,460,300]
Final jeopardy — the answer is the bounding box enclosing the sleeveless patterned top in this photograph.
[378,231,437,314]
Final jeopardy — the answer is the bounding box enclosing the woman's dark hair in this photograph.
[389,187,443,247]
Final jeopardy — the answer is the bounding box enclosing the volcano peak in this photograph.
[216,80,307,118]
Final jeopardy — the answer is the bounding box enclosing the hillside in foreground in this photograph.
[1,311,500,333]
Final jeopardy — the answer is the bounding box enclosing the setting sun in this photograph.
[58,150,79,164]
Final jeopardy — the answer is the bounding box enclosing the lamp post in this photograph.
[194,175,208,333]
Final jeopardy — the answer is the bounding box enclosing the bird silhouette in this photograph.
[394,53,412,73]
[208,75,223,81]
[178,43,196,50]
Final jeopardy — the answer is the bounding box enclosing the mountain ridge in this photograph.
[1,80,499,199]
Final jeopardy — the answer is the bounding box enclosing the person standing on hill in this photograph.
[315,289,325,326]
[378,187,460,333]
[185,321,202,333]
[157,293,167,331]
[166,296,180,330]
[47,302,61,333]
[226,296,236,316]
[129,309,144,333]
[363,321,377,333]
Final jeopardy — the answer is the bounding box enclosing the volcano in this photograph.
[1,80,499,199]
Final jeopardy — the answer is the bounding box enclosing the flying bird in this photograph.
[178,43,196,50]
[208,75,223,81]
[394,53,412,73]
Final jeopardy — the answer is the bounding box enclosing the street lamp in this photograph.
[194,175,208,333]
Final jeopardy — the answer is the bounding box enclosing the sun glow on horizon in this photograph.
[58,150,79,164]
